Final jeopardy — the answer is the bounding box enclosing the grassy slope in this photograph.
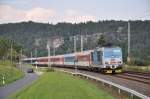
[10,72,114,99]
[0,60,24,86]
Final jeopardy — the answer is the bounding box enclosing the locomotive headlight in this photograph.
[118,61,121,64]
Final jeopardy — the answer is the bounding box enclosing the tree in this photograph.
[0,37,22,61]
[0,20,149,65]
[97,34,106,47]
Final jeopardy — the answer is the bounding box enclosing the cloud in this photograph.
[0,6,97,24]
[26,8,55,22]
[63,15,96,23]
[63,10,97,23]
[0,5,26,23]
[0,5,56,23]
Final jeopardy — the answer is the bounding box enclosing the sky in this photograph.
[0,0,150,24]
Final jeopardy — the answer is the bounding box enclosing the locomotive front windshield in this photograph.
[104,48,122,58]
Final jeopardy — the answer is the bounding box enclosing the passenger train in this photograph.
[23,47,123,73]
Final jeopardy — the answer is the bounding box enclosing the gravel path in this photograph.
[0,65,39,99]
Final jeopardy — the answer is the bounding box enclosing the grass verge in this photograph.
[123,65,150,72]
[0,60,24,86]
[9,72,115,99]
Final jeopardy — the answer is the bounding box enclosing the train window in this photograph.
[65,56,75,62]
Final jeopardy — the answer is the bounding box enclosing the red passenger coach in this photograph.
[75,50,92,68]
[37,57,48,66]
[51,55,64,66]
[36,55,64,66]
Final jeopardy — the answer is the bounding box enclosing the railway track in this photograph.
[55,67,150,85]
[124,71,150,77]
[114,72,150,85]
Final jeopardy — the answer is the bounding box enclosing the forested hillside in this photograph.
[0,20,149,64]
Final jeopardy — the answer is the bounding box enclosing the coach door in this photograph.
[91,50,100,65]
[99,51,103,65]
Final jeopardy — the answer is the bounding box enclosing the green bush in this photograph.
[131,58,149,66]
[0,60,24,86]
[45,67,54,72]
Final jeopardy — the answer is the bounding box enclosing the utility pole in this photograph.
[52,39,55,56]
[10,43,13,63]
[47,41,51,69]
[35,39,40,69]
[35,48,37,69]
[81,35,83,52]
[20,49,22,71]
[74,36,77,52]
[31,52,32,65]
[74,36,77,73]
[127,21,131,63]
[10,42,13,75]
